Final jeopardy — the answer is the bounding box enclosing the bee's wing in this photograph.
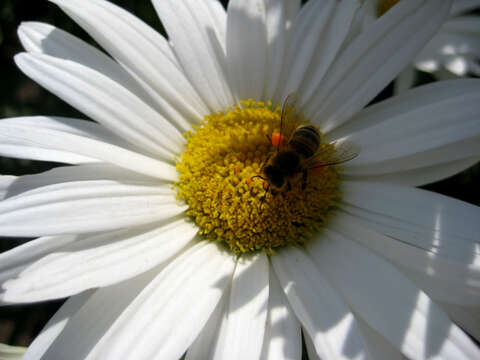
[304,139,361,169]
[278,92,301,152]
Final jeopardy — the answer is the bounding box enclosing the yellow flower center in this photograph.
[377,0,401,16]
[175,100,341,254]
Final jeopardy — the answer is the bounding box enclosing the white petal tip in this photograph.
[13,52,29,66]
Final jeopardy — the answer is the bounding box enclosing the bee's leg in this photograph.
[265,134,272,144]
[260,153,271,173]
[259,183,270,212]
[301,170,308,190]
[260,194,267,206]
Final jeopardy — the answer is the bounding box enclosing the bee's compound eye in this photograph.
[272,132,285,147]
[312,166,324,174]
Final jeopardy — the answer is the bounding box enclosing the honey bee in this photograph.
[253,92,360,196]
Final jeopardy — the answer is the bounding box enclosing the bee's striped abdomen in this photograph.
[290,125,320,158]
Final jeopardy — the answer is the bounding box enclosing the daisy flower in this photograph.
[365,0,480,90]
[1,0,480,359]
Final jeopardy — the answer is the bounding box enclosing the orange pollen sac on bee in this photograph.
[312,166,325,174]
[263,181,269,190]
[175,99,342,255]
[271,132,286,147]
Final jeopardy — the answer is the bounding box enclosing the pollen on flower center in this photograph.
[175,100,341,254]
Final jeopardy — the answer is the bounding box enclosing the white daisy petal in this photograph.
[355,317,405,360]
[439,16,480,43]
[18,21,130,82]
[0,235,78,287]
[336,78,480,144]
[188,267,295,360]
[308,229,480,360]
[291,0,362,103]
[0,117,125,165]
[153,0,235,111]
[22,290,94,360]
[439,303,480,341]
[450,0,480,16]
[342,0,367,51]
[226,0,268,101]
[305,0,452,133]
[49,0,209,119]
[2,218,197,303]
[0,117,177,180]
[271,246,368,360]
[186,292,228,360]
[393,64,416,94]
[306,303,404,360]
[0,180,186,237]
[24,268,159,360]
[0,176,16,200]
[15,52,184,159]
[280,0,337,98]
[445,56,472,77]
[263,0,295,102]
[18,21,194,132]
[304,331,321,360]
[345,157,479,187]
[204,0,228,44]
[2,1,480,359]
[2,164,162,199]
[335,80,480,178]
[343,136,480,180]
[261,267,302,360]
[213,253,269,360]
[341,181,480,266]
[330,212,480,306]
[400,266,480,307]
[415,24,480,77]
[97,241,235,360]
[283,0,301,31]
[361,0,376,26]
[0,115,136,151]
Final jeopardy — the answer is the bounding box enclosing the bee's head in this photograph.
[264,165,284,188]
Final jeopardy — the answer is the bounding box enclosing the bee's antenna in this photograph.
[250,175,266,181]
[260,153,272,173]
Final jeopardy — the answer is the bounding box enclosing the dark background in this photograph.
[0,0,478,348]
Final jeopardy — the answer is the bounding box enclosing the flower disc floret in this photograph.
[175,100,341,254]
